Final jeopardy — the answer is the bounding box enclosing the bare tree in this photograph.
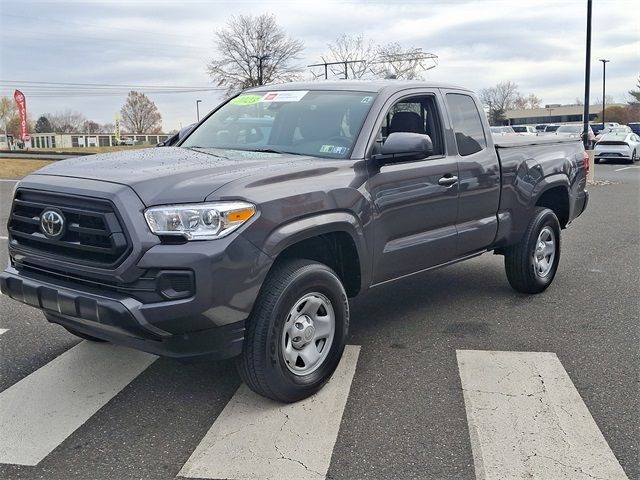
[513,93,542,110]
[101,123,115,134]
[207,13,304,95]
[316,34,376,79]
[628,76,640,105]
[81,120,101,134]
[479,81,520,125]
[46,110,86,133]
[0,97,17,141]
[120,91,162,134]
[372,43,438,80]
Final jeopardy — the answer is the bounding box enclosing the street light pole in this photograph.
[599,59,610,129]
[196,100,202,122]
[582,0,592,151]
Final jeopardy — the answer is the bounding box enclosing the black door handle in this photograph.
[438,175,459,186]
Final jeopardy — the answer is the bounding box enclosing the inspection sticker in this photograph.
[259,90,308,102]
[230,94,263,106]
[320,145,348,155]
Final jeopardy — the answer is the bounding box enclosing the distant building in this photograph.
[505,104,626,126]
[28,132,170,149]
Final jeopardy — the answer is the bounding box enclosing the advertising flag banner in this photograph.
[13,90,29,141]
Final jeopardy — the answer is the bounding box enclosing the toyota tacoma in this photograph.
[1,81,589,402]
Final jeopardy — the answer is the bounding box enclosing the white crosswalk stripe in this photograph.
[0,341,157,466]
[457,350,628,480]
[0,340,631,479]
[0,328,8,335]
[179,345,361,480]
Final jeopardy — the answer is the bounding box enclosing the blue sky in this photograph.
[1,0,637,131]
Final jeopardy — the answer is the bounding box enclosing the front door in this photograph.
[366,92,459,284]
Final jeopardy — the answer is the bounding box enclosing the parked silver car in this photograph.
[594,133,640,164]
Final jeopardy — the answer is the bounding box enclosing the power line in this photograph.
[0,80,221,89]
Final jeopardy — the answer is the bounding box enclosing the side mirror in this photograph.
[375,132,434,164]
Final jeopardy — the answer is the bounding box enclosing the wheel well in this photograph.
[536,186,569,228]
[278,232,361,297]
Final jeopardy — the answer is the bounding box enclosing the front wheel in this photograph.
[504,207,561,294]
[237,259,349,403]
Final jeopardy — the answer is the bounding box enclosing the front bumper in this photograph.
[1,233,272,361]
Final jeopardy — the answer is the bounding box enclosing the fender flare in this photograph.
[261,211,371,291]
[531,173,570,207]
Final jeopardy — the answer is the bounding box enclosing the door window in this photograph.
[375,95,445,156]
[446,93,487,156]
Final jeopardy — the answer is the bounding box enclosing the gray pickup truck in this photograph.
[1,81,588,402]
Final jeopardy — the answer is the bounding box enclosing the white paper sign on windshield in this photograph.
[260,91,309,102]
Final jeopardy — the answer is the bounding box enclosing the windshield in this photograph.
[182,90,376,159]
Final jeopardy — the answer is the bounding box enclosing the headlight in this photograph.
[144,201,256,240]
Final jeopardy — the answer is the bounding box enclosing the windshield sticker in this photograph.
[320,145,348,155]
[260,90,309,103]
[361,96,373,104]
[230,94,263,106]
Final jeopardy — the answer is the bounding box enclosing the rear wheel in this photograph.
[504,207,561,294]
[237,259,349,403]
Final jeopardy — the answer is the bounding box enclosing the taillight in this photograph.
[582,151,589,175]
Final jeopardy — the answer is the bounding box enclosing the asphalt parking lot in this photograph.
[0,162,638,480]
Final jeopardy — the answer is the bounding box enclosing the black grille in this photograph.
[8,189,130,267]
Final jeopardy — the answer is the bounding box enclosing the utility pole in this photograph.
[599,58,610,129]
[582,0,592,150]
[196,99,202,122]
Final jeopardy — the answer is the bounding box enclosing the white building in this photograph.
[27,132,170,149]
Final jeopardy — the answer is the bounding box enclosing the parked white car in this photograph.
[511,125,537,136]
[594,133,640,164]
[490,126,517,136]
[555,124,596,147]
[594,125,632,142]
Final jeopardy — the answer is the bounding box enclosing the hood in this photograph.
[32,147,311,205]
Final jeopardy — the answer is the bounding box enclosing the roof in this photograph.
[244,79,471,94]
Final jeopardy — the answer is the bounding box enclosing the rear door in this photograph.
[443,91,500,256]
[365,90,460,284]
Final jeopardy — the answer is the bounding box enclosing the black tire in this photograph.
[63,326,108,342]
[504,207,561,294]
[237,259,349,403]
[594,158,600,164]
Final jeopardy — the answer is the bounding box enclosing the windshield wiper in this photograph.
[243,148,285,154]
[183,146,229,159]
[240,148,305,156]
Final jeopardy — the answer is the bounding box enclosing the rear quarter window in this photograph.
[446,93,487,156]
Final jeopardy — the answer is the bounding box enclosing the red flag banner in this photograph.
[13,90,28,141]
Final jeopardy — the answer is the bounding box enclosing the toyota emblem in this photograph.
[40,209,65,239]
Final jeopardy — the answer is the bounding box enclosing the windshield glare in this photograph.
[182,90,376,159]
